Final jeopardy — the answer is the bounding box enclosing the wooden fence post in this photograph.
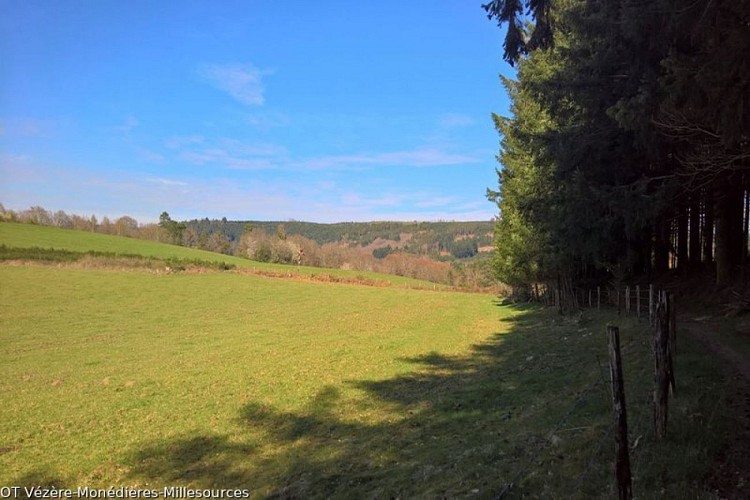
[589,289,592,308]
[625,286,630,316]
[649,284,654,325]
[636,285,640,319]
[597,286,601,310]
[607,325,633,500]
[654,295,670,440]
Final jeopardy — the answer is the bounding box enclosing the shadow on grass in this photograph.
[129,436,257,487]
[124,305,726,498]
[9,469,70,500]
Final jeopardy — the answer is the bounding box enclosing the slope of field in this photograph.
[0,265,501,491]
[0,258,733,496]
[0,222,446,289]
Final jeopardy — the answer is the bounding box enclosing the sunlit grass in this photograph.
[0,265,497,488]
[0,262,731,497]
[0,222,448,289]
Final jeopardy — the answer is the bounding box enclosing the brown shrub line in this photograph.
[235,266,500,294]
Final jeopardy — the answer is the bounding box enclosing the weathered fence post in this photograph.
[589,289,592,308]
[617,288,621,316]
[653,294,670,440]
[597,286,601,310]
[607,325,633,500]
[636,285,640,319]
[649,284,654,325]
[625,286,630,316]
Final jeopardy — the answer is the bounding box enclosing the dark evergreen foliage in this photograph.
[487,0,750,289]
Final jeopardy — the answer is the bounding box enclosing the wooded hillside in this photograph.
[183,219,494,259]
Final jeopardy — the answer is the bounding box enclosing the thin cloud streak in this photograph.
[116,115,139,134]
[414,196,460,208]
[164,135,480,172]
[1,156,496,223]
[297,147,480,170]
[136,148,165,164]
[175,137,287,170]
[200,63,268,106]
[0,118,61,137]
[439,114,475,128]
[147,177,188,187]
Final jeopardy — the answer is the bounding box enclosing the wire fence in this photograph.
[534,281,673,325]
[494,289,674,498]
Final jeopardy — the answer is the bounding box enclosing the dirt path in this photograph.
[681,316,750,498]
[683,316,750,380]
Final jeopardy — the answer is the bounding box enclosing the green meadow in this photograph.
[0,223,446,289]
[0,225,733,497]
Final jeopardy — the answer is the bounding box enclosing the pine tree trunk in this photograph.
[716,187,731,287]
[689,194,701,268]
[703,188,714,266]
[654,216,669,273]
[715,175,743,287]
[643,226,653,279]
[743,183,749,282]
[677,202,688,271]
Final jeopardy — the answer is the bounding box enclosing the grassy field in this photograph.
[0,223,735,497]
[0,223,447,289]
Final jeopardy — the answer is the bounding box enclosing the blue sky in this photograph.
[0,1,513,223]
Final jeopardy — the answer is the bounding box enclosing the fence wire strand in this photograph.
[494,288,664,498]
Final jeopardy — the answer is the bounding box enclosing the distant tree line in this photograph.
[0,204,166,241]
[0,204,497,289]
[183,218,493,260]
[486,0,749,292]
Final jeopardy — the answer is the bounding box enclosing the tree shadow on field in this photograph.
[8,469,71,499]
[127,305,622,498]
[129,435,257,487]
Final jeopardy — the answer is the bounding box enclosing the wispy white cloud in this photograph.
[174,137,287,170]
[180,150,276,170]
[0,154,496,223]
[0,152,32,165]
[161,133,480,173]
[116,115,139,134]
[414,196,460,208]
[341,192,401,207]
[299,147,479,170]
[165,135,205,149]
[200,63,269,106]
[147,177,188,188]
[246,111,289,129]
[439,114,475,128]
[136,147,165,164]
[0,118,61,137]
